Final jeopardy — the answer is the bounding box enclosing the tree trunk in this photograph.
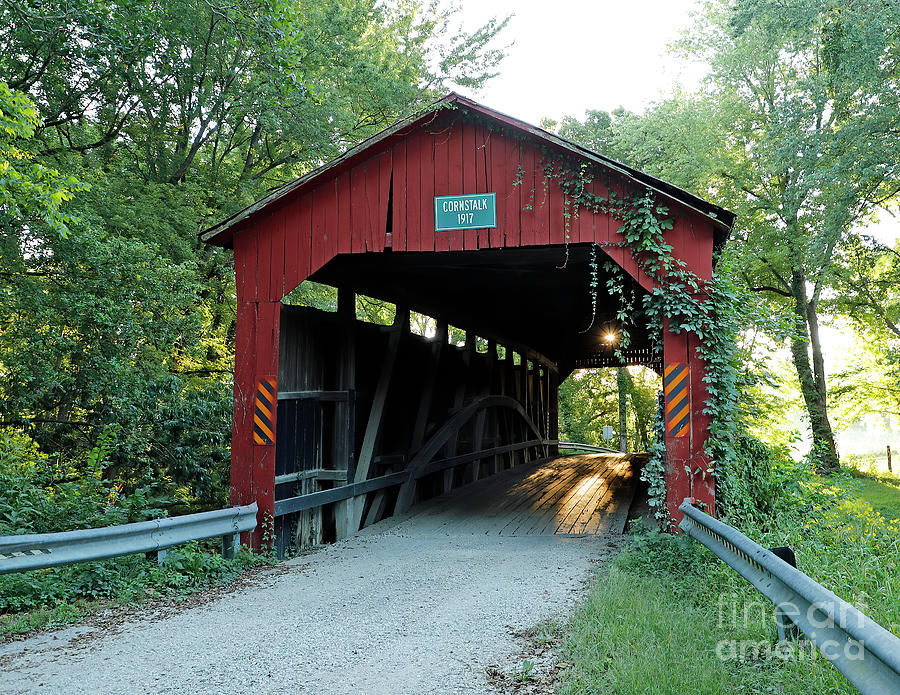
[617,367,628,452]
[789,268,840,472]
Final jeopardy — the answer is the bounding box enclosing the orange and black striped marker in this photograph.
[253,377,277,445]
[664,363,690,438]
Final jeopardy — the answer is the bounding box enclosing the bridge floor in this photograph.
[400,453,640,536]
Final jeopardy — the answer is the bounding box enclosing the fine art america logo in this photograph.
[714,593,872,663]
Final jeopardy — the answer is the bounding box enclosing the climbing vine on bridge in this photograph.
[534,154,750,522]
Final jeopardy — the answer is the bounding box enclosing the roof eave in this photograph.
[200,93,735,249]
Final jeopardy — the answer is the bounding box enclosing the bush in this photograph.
[0,427,165,535]
[0,542,269,635]
[717,433,809,529]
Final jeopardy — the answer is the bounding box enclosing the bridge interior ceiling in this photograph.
[311,243,657,375]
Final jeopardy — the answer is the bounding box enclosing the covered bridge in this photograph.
[202,94,734,550]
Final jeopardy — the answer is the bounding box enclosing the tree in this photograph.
[826,236,900,422]
[559,367,658,450]
[0,82,84,235]
[550,1,900,471]
[0,0,509,505]
[684,0,900,471]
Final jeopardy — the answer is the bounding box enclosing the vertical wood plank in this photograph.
[298,193,313,292]
[462,120,477,250]
[476,122,491,249]
[377,149,392,251]
[335,169,352,257]
[405,132,423,252]
[446,119,465,251]
[534,148,551,246]
[350,162,365,254]
[391,140,407,251]
[606,173,627,271]
[489,129,507,248]
[548,174,566,246]
[283,200,302,297]
[518,142,537,247]
[310,187,328,276]
[505,137,522,247]
[255,219,273,302]
[234,227,254,303]
[433,124,450,251]
[419,132,436,252]
[323,177,339,268]
[269,208,286,302]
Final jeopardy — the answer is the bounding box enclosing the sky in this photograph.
[457,0,705,125]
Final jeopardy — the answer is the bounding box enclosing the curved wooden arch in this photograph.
[394,395,547,514]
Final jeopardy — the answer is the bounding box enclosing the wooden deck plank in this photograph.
[578,459,634,535]
[429,460,567,534]
[550,456,617,534]
[498,458,599,535]
[397,453,637,537]
[405,458,553,530]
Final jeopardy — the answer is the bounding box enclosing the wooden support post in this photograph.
[888,445,892,473]
[232,300,281,550]
[349,307,407,532]
[548,369,559,457]
[471,409,487,480]
[334,287,356,539]
[444,331,474,491]
[505,347,517,468]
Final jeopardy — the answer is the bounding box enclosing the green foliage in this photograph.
[0,542,269,631]
[0,0,509,519]
[0,82,86,236]
[559,366,659,451]
[549,0,900,474]
[643,394,667,521]
[0,428,165,535]
[559,370,617,446]
[721,434,810,529]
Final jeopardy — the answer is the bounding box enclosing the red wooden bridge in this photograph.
[202,94,734,551]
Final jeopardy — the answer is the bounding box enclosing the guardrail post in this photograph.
[156,548,167,566]
[222,532,239,559]
[770,546,803,642]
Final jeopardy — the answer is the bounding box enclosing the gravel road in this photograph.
[1,514,619,695]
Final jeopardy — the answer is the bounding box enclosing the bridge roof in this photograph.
[201,93,734,250]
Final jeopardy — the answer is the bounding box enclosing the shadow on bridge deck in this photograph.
[395,453,643,536]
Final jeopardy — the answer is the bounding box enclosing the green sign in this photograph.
[434,193,496,232]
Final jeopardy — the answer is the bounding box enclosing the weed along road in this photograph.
[0,492,626,695]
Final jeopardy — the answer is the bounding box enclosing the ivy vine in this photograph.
[534,151,745,521]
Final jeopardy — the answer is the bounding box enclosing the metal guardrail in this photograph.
[0,503,258,574]
[679,500,900,695]
[558,441,619,454]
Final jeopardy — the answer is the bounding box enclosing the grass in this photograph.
[846,470,900,522]
[556,470,900,694]
[0,541,272,639]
